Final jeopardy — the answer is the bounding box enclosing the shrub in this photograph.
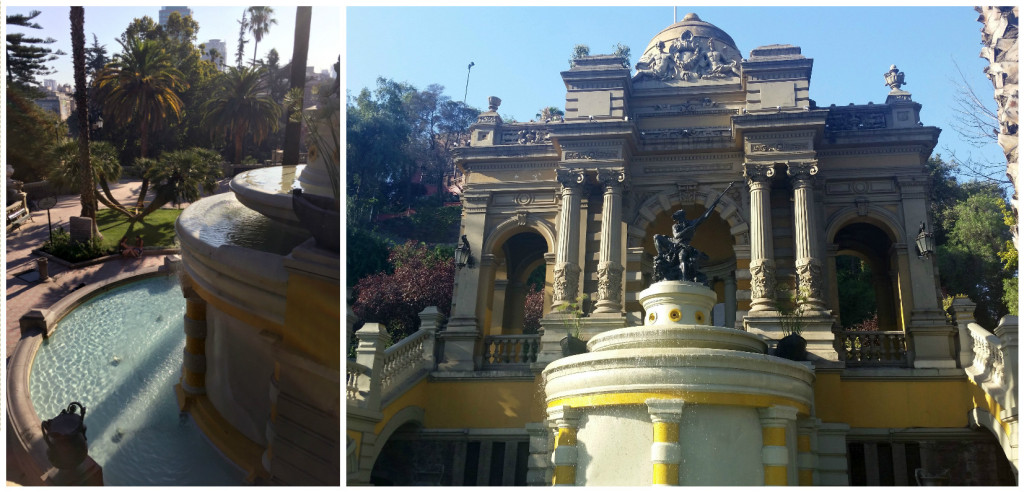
[40,227,108,263]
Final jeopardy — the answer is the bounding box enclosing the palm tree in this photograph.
[49,139,126,214]
[247,6,277,66]
[143,148,222,215]
[70,7,98,232]
[94,37,187,210]
[202,66,282,164]
[282,6,311,166]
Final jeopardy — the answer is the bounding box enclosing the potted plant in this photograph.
[554,294,588,356]
[774,286,809,361]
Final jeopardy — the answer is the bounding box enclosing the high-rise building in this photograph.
[158,6,192,26]
[43,79,57,92]
[201,38,228,71]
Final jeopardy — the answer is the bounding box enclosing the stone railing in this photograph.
[838,331,909,367]
[349,307,444,410]
[482,334,541,367]
[346,360,370,401]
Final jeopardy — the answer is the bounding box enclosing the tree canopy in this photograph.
[6,10,65,92]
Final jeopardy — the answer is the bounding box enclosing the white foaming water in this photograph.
[29,276,245,485]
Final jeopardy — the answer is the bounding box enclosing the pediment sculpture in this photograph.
[635,32,740,82]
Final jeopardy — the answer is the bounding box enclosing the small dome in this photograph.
[641,13,740,58]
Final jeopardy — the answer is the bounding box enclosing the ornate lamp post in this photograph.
[40,401,103,485]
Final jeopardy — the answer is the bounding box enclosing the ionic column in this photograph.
[796,418,820,486]
[758,405,798,486]
[787,162,826,311]
[594,169,625,314]
[744,163,777,313]
[548,405,582,486]
[646,399,685,486]
[553,168,586,308]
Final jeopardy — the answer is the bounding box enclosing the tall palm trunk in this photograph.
[71,7,100,237]
[136,121,150,211]
[282,6,311,166]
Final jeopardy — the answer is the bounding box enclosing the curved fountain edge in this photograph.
[6,264,175,485]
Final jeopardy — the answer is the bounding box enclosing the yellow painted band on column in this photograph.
[652,463,679,485]
[762,426,786,446]
[184,370,204,388]
[798,469,813,485]
[555,427,577,447]
[553,465,575,485]
[185,336,205,355]
[186,298,207,320]
[797,435,811,452]
[653,422,678,443]
[764,465,787,485]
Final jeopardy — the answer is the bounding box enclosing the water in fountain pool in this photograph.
[29,275,245,485]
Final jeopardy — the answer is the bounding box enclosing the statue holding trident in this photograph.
[653,182,737,285]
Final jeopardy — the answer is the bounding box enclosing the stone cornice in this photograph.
[732,109,829,129]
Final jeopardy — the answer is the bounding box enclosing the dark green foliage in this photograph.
[835,255,877,329]
[375,205,462,244]
[346,228,392,288]
[41,227,107,262]
[6,85,64,182]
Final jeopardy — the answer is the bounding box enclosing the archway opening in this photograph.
[833,222,899,331]
[489,231,549,335]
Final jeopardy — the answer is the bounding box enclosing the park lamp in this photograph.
[915,222,935,259]
[92,116,103,130]
[455,235,472,269]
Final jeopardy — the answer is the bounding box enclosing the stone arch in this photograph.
[363,405,426,478]
[824,205,905,245]
[482,211,556,256]
[627,184,748,249]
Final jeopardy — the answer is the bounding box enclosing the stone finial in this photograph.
[487,96,501,111]
[884,64,906,91]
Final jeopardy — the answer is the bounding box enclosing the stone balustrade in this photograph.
[346,360,370,401]
[838,331,909,366]
[380,329,432,396]
[962,315,1018,470]
[483,334,541,367]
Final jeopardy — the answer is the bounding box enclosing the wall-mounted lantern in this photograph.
[455,235,472,269]
[915,222,935,258]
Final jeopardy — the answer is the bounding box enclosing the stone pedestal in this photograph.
[909,310,958,369]
[439,317,481,371]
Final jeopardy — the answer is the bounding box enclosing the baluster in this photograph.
[502,340,512,363]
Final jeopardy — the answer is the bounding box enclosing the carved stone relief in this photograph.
[634,31,740,82]
[597,262,624,304]
[553,262,581,304]
[796,258,824,302]
[750,260,777,300]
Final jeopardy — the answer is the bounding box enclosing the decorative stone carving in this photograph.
[597,262,623,305]
[677,181,698,203]
[488,96,501,111]
[825,110,887,131]
[596,169,625,187]
[635,31,740,82]
[556,168,585,189]
[883,64,906,91]
[786,162,818,183]
[564,149,619,160]
[744,163,775,183]
[553,263,581,304]
[514,211,528,226]
[796,258,824,303]
[750,142,809,152]
[750,260,777,300]
[503,128,549,145]
[641,126,732,140]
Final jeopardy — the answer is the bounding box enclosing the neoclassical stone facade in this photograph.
[446,13,953,368]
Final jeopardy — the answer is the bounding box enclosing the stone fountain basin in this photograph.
[229,165,305,227]
[543,348,814,412]
[587,324,768,353]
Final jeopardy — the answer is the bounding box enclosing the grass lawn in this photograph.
[94,208,183,251]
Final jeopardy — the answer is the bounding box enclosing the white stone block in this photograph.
[553,445,577,465]
[761,445,789,466]
[651,442,681,463]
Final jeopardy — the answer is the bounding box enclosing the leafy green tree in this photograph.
[612,43,631,69]
[405,84,479,205]
[143,148,222,212]
[536,106,564,121]
[202,66,282,164]
[48,139,123,210]
[835,255,877,328]
[94,36,187,211]
[246,6,277,66]
[936,188,1014,327]
[235,8,249,68]
[84,34,108,82]
[6,85,64,182]
[6,10,66,92]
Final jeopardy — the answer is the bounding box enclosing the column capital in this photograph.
[556,167,586,189]
[786,161,818,184]
[645,398,686,422]
[758,404,799,424]
[744,162,776,184]
[596,168,626,188]
[547,405,582,426]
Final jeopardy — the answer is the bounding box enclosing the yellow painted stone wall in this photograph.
[814,373,974,428]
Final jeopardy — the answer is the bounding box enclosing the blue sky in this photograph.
[5,5,341,85]
[346,6,1006,178]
